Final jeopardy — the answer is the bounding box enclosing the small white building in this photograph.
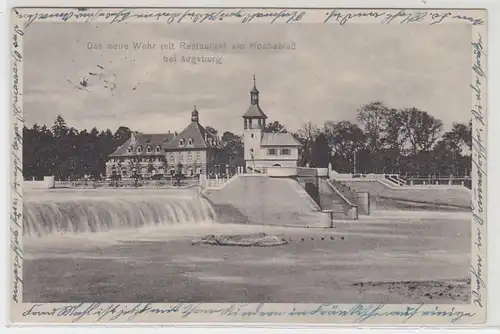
[242,76,301,171]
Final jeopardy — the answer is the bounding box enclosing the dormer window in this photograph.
[136,146,142,153]
[187,138,193,146]
[155,146,161,153]
[127,146,132,153]
[146,146,152,153]
[179,139,185,147]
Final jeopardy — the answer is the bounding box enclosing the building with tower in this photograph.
[242,76,301,171]
[106,106,222,179]
[164,106,222,177]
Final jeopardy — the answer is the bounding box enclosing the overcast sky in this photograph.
[23,22,471,135]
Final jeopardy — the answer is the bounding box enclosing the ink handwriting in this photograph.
[20,302,476,323]
[11,24,24,304]
[14,8,484,27]
[470,32,486,309]
[19,9,306,27]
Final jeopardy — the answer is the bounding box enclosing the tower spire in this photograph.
[250,75,259,105]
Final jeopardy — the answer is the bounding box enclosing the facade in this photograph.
[106,132,174,179]
[164,107,222,177]
[242,76,301,171]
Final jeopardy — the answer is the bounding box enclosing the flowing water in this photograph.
[23,188,216,238]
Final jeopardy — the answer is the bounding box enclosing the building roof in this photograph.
[242,104,267,119]
[110,133,174,157]
[260,132,302,147]
[164,120,219,150]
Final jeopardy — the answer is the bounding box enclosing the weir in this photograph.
[23,191,216,237]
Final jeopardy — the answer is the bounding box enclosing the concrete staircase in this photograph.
[318,179,357,220]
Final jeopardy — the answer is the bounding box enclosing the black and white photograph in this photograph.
[10,7,487,324]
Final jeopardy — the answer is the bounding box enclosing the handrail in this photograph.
[326,180,357,208]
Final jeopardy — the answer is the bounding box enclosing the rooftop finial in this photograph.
[191,105,199,122]
[253,74,256,88]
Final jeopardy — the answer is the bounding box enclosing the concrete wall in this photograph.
[206,175,329,228]
[24,176,54,189]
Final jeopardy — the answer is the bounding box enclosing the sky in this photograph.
[23,22,472,135]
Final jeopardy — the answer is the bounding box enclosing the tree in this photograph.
[205,126,218,136]
[311,133,330,167]
[324,121,367,172]
[264,121,287,133]
[294,122,321,166]
[384,108,409,154]
[52,115,69,138]
[448,120,472,154]
[114,126,131,145]
[221,131,244,157]
[356,101,390,152]
[402,108,443,154]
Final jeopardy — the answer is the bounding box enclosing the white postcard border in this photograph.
[6,4,494,328]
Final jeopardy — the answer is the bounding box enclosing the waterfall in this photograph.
[23,192,216,237]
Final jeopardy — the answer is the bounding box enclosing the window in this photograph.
[267,148,277,155]
[136,146,142,153]
[196,151,201,161]
[251,134,254,138]
[187,152,193,161]
[127,146,132,153]
[188,138,193,146]
[179,139,185,147]
[179,153,183,161]
[169,155,175,162]
[281,148,291,155]
[147,146,152,153]
[156,146,161,153]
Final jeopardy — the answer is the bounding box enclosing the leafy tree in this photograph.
[311,133,330,167]
[401,108,443,154]
[294,122,321,166]
[113,126,131,145]
[205,126,218,136]
[356,101,390,152]
[264,121,287,133]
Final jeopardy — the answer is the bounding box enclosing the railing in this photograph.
[54,179,200,189]
[384,174,407,186]
[407,177,472,189]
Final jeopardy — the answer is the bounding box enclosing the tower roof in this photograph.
[242,104,268,119]
[164,107,219,150]
[243,74,267,119]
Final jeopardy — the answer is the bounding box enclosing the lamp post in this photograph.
[352,149,358,175]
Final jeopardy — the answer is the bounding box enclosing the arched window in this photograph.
[155,146,161,153]
[136,146,142,153]
[127,146,133,153]
[188,138,193,146]
[179,139,185,147]
[146,146,152,153]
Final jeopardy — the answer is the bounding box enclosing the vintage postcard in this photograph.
[10,7,487,325]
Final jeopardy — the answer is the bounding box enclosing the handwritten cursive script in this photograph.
[11,23,24,304]
[20,302,476,323]
[469,32,486,310]
[19,9,306,27]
